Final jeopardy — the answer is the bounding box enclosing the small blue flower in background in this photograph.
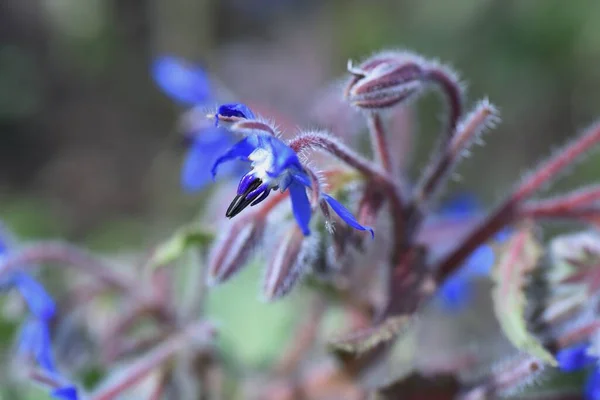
[0,227,78,399]
[152,56,211,105]
[211,103,374,237]
[151,56,242,192]
[556,343,600,400]
[437,245,495,311]
[435,194,508,312]
[51,385,79,400]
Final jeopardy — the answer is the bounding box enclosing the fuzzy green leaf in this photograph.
[491,225,557,366]
[150,225,214,269]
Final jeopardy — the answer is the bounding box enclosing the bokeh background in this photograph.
[1,0,600,397]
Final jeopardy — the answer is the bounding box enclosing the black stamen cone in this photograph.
[226,178,264,218]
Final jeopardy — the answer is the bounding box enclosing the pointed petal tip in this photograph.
[367,227,375,239]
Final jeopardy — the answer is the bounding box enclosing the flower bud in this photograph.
[345,52,426,110]
[207,215,265,285]
[263,226,319,301]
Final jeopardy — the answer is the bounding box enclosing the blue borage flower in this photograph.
[151,56,243,192]
[0,227,78,399]
[556,343,600,400]
[211,103,373,237]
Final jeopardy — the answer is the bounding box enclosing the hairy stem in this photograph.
[435,122,600,283]
[409,101,497,239]
[424,66,463,143]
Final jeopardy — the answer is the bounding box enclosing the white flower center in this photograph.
[248,148,293,191]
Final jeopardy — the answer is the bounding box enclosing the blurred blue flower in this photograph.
[11,272,56,320]
[435,194,508,312]
[212,105,373,237]
[151,56,211,105]
[437,245,495,311]
[51,385,79,400]
[557,343,600,400]
[18,318,56,373]
[151,57,250,192]
[0,226,78,399]
[557,343,595,372]
[181,128,239,192]
[587,369,600,400]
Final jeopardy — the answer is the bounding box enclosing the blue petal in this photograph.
[211,136,258,179]
[586,368,600,400]
[18,318,56,373]
[323,194,374,238]
[182,129,236,192]
[289,180,312,236]
[437,275,473,311]
[557,343,595,372]
[461,245,495,276]
[291,173,374,237]
[13,273,56,320]
[263,136,303,178]
[51,386,78,400]
[152,56,211,105]
[215,103,256,125]
[494,227,512,242]
[440,193,480,218]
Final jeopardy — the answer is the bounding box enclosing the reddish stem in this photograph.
[289,132,406,259]
[435,122,600,283]
[424,66,463,144]
[514,122,600,202]
[520,185,600,218]
[520,205,600,221]
[410,101,496,238]
[367,113,393,172]
[0,242,133,292]
[91,321,215,400]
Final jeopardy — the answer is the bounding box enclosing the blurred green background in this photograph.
[1,0,600,397]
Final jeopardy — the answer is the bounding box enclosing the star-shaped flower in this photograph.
[211,104,373,237]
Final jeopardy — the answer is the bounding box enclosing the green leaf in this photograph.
[491,224,557,366]
[328,316,407,355]
[149,225,214,269]
[328,316,416,389]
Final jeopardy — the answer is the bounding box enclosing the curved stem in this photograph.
[0,241,133,292]
[424,65,463,143]
[367,113,393,172]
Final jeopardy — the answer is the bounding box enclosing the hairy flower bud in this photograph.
[345,52,426,110]
[263,226,319,301]
[207,215,265,285]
